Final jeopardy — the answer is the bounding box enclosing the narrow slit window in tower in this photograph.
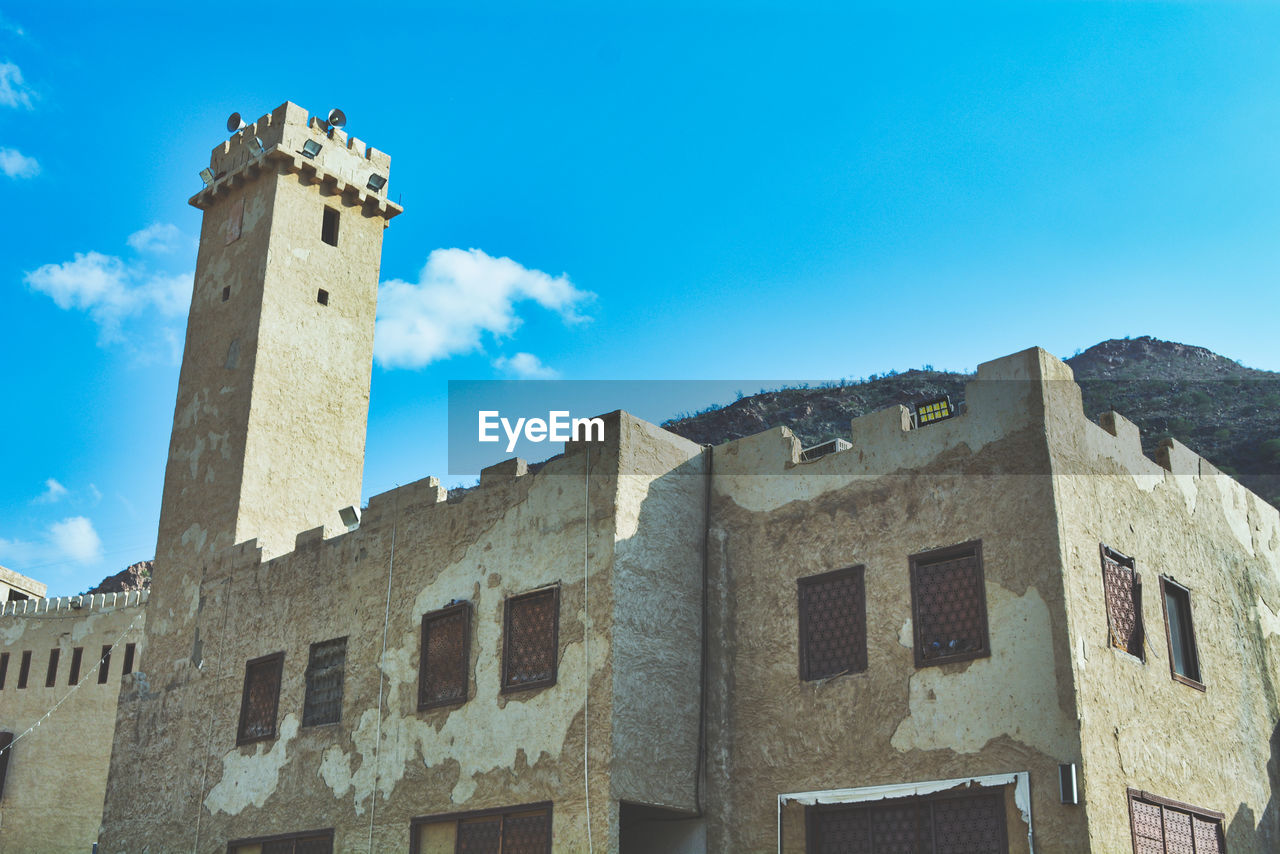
[321,206,340,246]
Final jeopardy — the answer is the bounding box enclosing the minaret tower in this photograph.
[156,101,401,569]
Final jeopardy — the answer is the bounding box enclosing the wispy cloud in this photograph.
[375,248,593,369]
[493,352,560,379]
[0,14,26,38]
[0,61,33,109]
[0,516,104,570]
[34,478,67,504]
[25,250,191,341]
[128,223,190,254]
[0,146,38,178]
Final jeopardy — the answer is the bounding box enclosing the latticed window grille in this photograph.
[798,566,867,681]
[1102,545,1144,658]
[230,830,333,854]
[237,651,284,745]
[420,602,471,710]
[302,637,346,727]
[1129,790,1224,854]
[910,542,990,666]
[502,587,559,693]
[413,805,552,854]
[808,790,1007,854]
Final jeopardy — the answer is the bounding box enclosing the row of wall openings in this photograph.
[233,586,562,748]
[0,643,135,690]
[797,542,988,682]
[237,637,348,745]
[1101,543,1204,689]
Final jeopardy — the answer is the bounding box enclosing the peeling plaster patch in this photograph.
[897,619,913,649]
[1167,474,1198,515]
[180,524,209,556]
[1218,485,1254,554]
[204,714,300,815]
[718,473,859,514]
[292,248,310,261]
[70,611,104,643]
[188,435,206,480]
[891,585,1073,757]
[0,618,26,644]
[1256,597,1280,641]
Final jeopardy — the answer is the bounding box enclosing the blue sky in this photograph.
[3,2,1280,595]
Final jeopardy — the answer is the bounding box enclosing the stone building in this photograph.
[0,590,147,853]
[4,100,1280,853]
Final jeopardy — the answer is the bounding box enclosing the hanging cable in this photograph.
[582,447,594,854]
[368,493,398,853]
[193,571,235,854]
[0,609,142,759]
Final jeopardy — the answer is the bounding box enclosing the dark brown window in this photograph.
[317,288,329,306]
[0,652,8,689]
[302,638,346,727]
[0,731,12,799]
[1160,578,1203,689]
[69,647,83,684]
[237,652,285,745]
[321,206,339,246]
[98,644,111,684]
[410,803,552,854]
[1128,789,1224,853]
[123,642,136,675]
[17,651,31,689]
[798,566,867,681]
[227,828,333,854]
[909,541,989,666]
[1102,545,1144,659]
[45,648,60,687]
[501,587,560,693]
[420,602,471,710]
[807,789,1008,853]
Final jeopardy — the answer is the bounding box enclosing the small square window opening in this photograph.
[317,289,329,306]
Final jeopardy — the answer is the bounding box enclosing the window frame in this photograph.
[797,565,868,681]
[122,642,136,675]
[419,601,472,711]
[44,647,60,687]
[1159,577,1204,690]
[226,827,334,854]
[1127,788,1225,853]
[17,650,31,689]
[408,801,553,854]
[0,731,12,799]
[908,540,990,668]
[98,644,111,684]
[321,206,340,247]
[237,651,286,746]
[0,651,9,690]
[1101,544,1145,661]
[69,646,84,684]
[805,785,1009,853]
[501,586,561,695]
[302,637,347,728]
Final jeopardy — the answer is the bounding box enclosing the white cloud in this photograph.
[493,352,559,379]
[0,146,38,178]
[128,222,188,254]
[48,517,102,564]
[0,516,103,571]
[0,61,33,109]
[34,478,67,504]
[25,250,192,340]
[0,15,26,37]
[375,248,593,369]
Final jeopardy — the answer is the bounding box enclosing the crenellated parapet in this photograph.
[0,588,149,618]
[188,100,401,220]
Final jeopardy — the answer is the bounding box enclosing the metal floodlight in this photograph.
[247,136,264,156]
[301,139,322,159]
[339,505,360,529]
[199,167,214,185]
[915,395,955,427]
[366,173,387,191]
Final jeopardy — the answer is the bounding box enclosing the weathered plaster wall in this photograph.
[610,416,706,812]
[0,593,145,854]
[102,414,704,852]
[1046,379,1280,851]
[705,348,1088,853]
